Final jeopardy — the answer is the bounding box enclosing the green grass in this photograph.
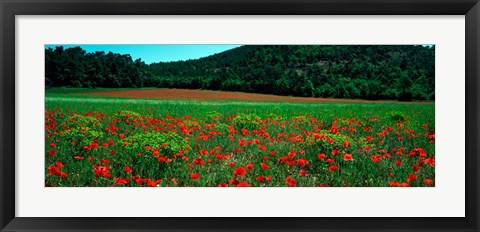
[45,92,435,187]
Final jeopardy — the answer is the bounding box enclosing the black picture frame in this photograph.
[1,0,479,231]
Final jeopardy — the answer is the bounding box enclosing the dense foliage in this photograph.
[45,45,435,101]
[45,46,152,88]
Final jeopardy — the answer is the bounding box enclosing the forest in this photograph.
[45,45,435,101]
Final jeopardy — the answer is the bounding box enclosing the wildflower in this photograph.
[261,163,269,170]
[286,177,297,187]
[407,174,417,182]
[236,182,250,187]
[191,173,200,180]
[371,155,382,163]
[343,154,353,161]
[328,166,339,172]
[424,179,433,185]
[318,154,325,160]
[234,167,246,177]
[299,170,307,176]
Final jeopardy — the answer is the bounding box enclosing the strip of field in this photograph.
[55,88,433,104]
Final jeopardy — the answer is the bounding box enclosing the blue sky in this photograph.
[44,45,241,64]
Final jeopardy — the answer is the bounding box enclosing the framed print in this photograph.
[1,0,479,231]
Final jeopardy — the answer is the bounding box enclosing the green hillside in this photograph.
[45,45,435,101]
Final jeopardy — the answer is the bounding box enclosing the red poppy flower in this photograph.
[256,176,265,182]
[389,182,400,187]
[296,159,308,166]
[246,163,254,170]
[299,170,307,176]
[328,166,339,172]
[371,155,382,163]
[395,160,402,167]
[74,156,84,161]
[229,179,239,186]
[146,179,156,187]
[266,176,272,182]
[331,149,340,156]
[412,165,420,173]
[47,166,61,176]
[418,160,425,166]
[93,165,111,178]
[227,163,235,168]
[60,172,68,179]
[55,161,64,169]
[114,178,129,185]
[191,173,200,180]
[218,183,228,187]
[124,166,132,174]
[425,158,435,167]
[416,148,427,158]
[261,163,269,170]
[200,149,208,156]
[234,167,246,177]
[288,151,296,158]
[343,154,353,161]
[236,182,250,187]
[49,150,56,157]
[194,158,204,166]
[407,174,417,182]
[424,179,433,185]
[285,177,297,187]
[318,153,326,160]
[326,159,335,164]
[90,143,99,150]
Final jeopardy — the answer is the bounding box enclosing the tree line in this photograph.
[45,45,435,101]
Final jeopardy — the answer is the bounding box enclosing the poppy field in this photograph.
[45,90,435,187]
